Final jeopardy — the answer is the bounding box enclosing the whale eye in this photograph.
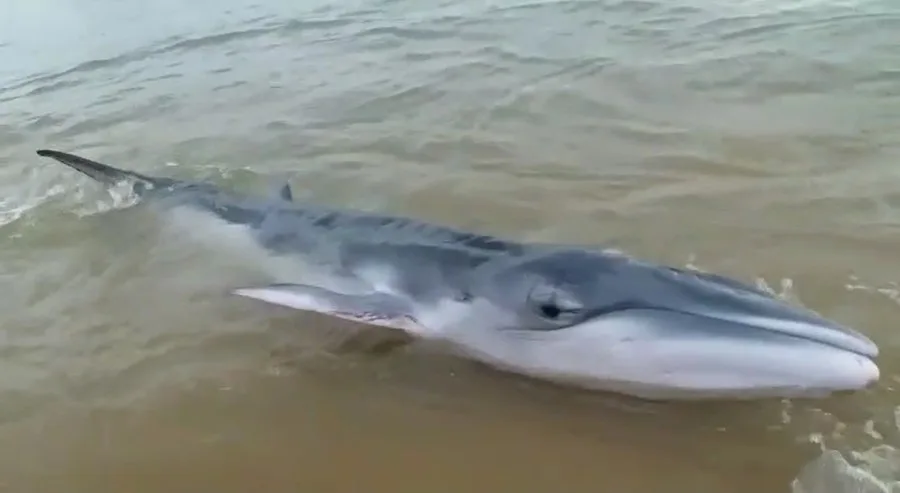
[529,284,582,323]
[538,303,562,319]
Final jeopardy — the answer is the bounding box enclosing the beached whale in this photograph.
[36,149,880,400]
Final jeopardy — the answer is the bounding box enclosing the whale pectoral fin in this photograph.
[231,283,426,335]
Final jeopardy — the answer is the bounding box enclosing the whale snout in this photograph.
[490,265,882,400]
[605,308,879,398]
[694,301,879,359]
[595,265,883,399]
[503,307,880,400]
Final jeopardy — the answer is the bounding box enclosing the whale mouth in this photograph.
[571,262,883,398]
[632,305,880,359]
[524,307,881,400]
[686,306,878,359]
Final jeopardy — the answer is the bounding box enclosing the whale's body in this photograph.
[36,149,880,400]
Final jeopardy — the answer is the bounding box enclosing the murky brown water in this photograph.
[1,0,899,491]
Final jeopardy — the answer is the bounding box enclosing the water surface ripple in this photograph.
[1,0,899,491]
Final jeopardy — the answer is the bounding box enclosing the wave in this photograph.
[0,16,356,99]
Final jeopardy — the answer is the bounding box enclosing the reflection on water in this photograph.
[1,0,899,491]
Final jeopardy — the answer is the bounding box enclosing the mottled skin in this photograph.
[35,149,880,400]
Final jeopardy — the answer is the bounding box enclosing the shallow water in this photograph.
[1,0,899,491]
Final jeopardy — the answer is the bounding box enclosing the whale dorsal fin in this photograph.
[278,183,293,201]
[267,180,292,202]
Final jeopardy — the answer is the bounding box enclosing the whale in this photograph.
[36,149,880,400]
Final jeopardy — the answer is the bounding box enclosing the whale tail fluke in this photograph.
[36,149,174,194]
